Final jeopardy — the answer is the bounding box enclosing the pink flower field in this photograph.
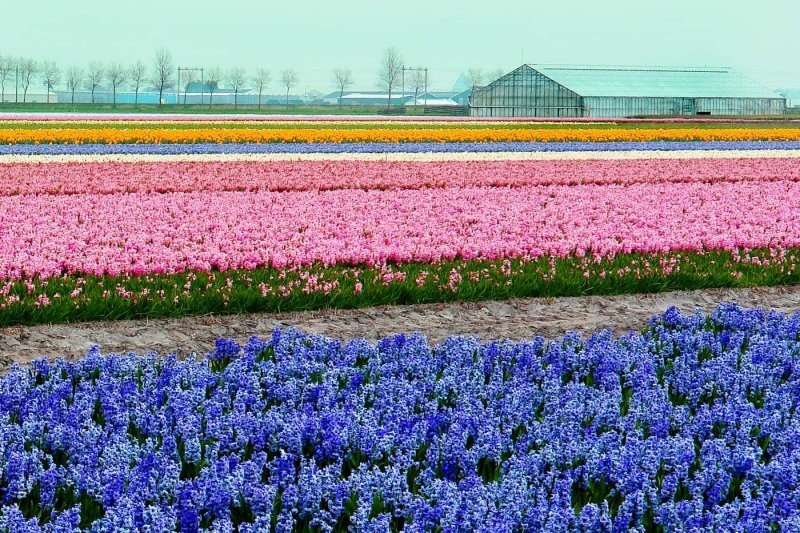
[2,179,799,280]
[2,116,800,325]
[1,156,800,195]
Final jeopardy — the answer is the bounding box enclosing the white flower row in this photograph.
[1,150,799,165]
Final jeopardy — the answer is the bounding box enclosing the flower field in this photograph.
[3,125,800,145]
[3,115,800,530]
[2,305,800,530]
[2,116,800,326]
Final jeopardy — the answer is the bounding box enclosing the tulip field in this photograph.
[3,114,800,530]
[2,115,800,326]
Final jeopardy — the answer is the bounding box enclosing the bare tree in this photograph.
[378,47,403,108]
[18,58,37,103]
[333,68,353,109]
[466,68,485,94]
[107,63,126,107]
[65,66,83,105]
[409,69,426,105]
[181,69,198,105]
[41,61,60,104]
[490,68,505,82]
[281,69,298,109]
[253,68,271,110]
[128,60,146,105]
[0,56,14,103]
[153,47,174,106]
[86,61,104,104]
[228,67,247,109]
[205,67,221,107]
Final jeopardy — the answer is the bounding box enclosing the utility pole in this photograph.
[178,66,203,105]
[402,66,428,107]
[15,66,18,104]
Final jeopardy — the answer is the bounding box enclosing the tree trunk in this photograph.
[339,89,343,109]
[113,87,117,107]
[286,89,289,109]
[209,91,213,109]
[71,89,75,105]
[159,87,163,106]
[135,89,138,106]
[258,90,262,110]
[235,91,238,109]
[387,88,392,109]
[91,88,95,104]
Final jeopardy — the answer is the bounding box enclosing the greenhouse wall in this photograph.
[695,98,786,116]
[470,65,787,118]
[469,66,583,117]
[583,96,787,117]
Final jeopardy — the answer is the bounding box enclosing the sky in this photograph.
[2,0,800,93]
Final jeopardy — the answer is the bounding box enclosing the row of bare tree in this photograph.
[0,49,297,107]
[0,56,38,102]
[376,47,504,108]
[0,47,503,107]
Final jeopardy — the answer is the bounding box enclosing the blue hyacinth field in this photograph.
[1,304,798,531]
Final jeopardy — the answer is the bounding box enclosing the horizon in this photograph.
[2,0,799,94]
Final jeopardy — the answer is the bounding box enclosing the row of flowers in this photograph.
[4,149,800,165]
[1,304,798,530]
[2,140,800,155]
[0,249,795,327]
[2,156,799,196]
[4,127,800,144]
[2,180,800,280]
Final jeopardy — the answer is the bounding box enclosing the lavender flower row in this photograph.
[1,304,799,531]
[2,140,800,156]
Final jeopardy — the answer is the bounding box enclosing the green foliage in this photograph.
[2,247,799,327]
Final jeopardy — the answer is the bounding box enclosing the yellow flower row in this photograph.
[3,127,800,144]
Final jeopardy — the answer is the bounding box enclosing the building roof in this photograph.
[452,73,470,92]
[342,93,394,99]
[404,97,458,106]
[528,64,783,99]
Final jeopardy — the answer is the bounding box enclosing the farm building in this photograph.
[469,65,787,117]
[321,91,459,106]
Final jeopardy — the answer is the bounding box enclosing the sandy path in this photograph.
[2,285,799,368]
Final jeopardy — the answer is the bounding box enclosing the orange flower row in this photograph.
[3,127,800,144]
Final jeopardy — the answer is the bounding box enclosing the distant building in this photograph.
[452,73,471,93]
[470,64,787,117]
[55,89,308,106]
[322,91,459,106]
[2,92,57,104]
[451,89,472,105]
[777,89,800,107]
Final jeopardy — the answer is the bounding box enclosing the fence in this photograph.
[423,105,469,116]
[53,91,308,106]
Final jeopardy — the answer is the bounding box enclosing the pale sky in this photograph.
[2,0,799,93]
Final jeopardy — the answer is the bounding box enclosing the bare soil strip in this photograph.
[2,285,799,368]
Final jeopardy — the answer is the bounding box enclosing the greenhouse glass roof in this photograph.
[529,65,782,99]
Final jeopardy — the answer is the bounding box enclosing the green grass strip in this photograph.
[1,248,797,328]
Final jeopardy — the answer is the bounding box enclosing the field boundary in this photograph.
[3,284,799,368]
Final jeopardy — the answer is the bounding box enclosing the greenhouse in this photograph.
[469,64,787,117]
